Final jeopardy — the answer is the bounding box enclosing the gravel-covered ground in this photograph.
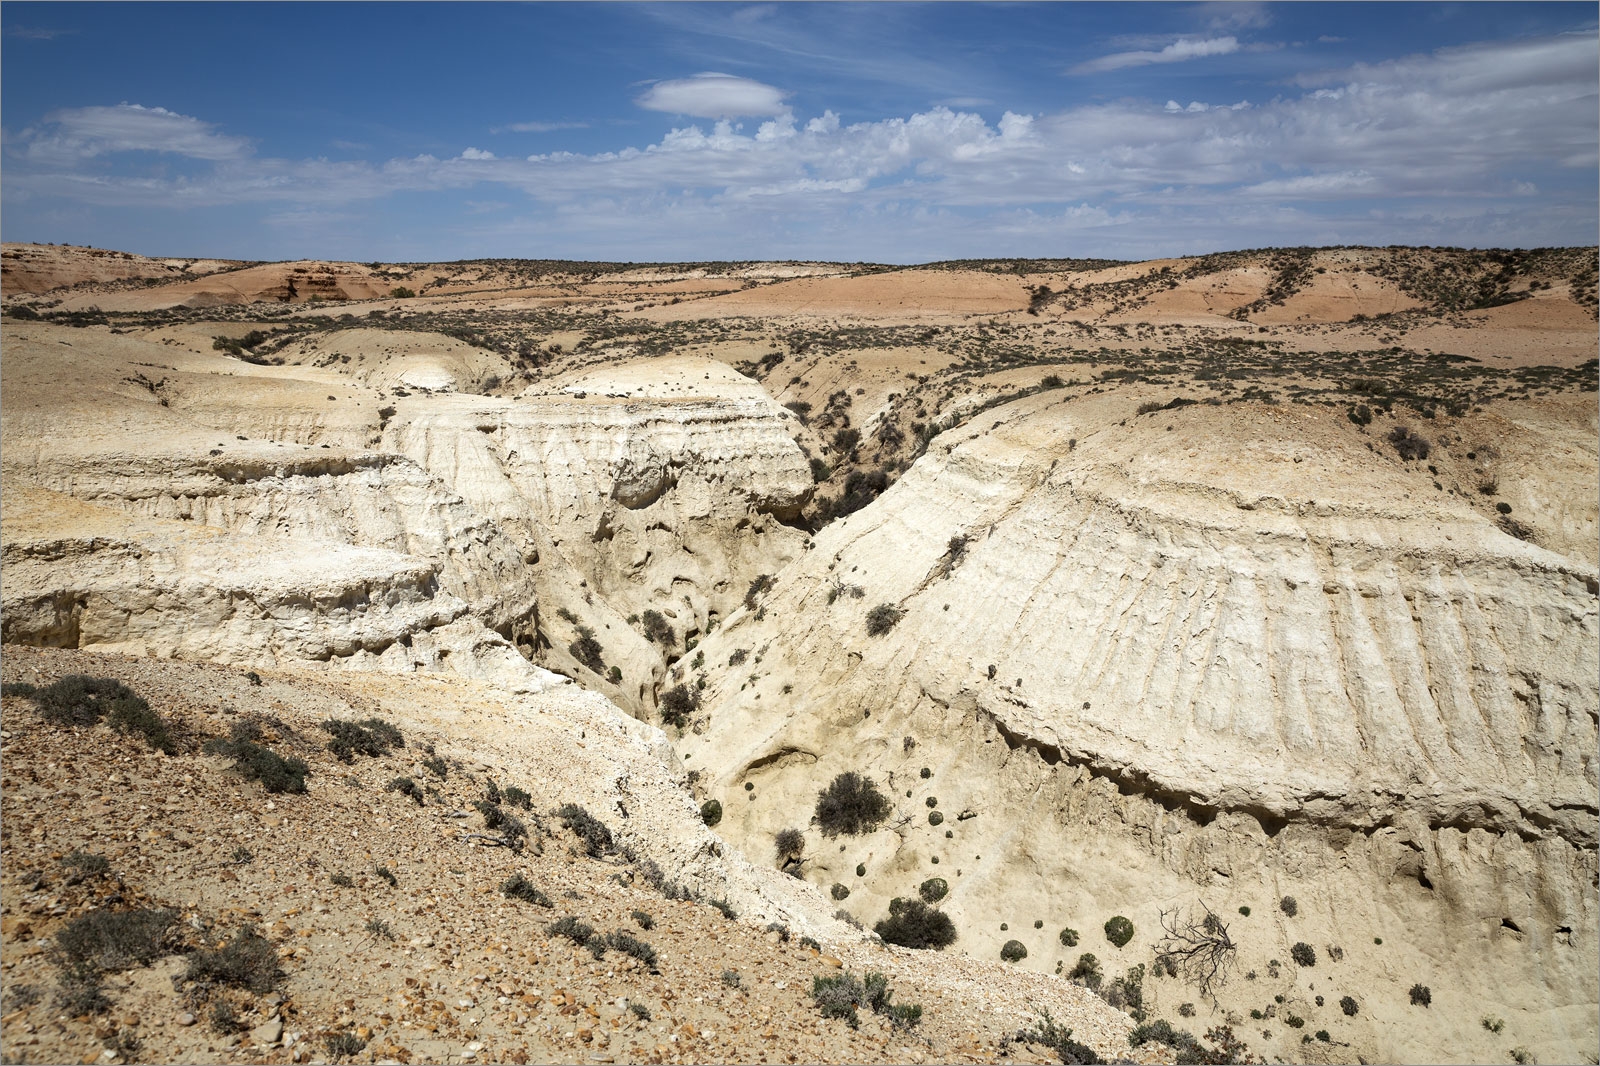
[0,647,1174,1066]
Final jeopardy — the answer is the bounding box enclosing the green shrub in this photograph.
[874,897,957,950]
[501,873,550,906]
[1070,953,1102,989]
[322,717,403,763]
[1290,941,1316,967]
[1238,905,1251,916]
[503,785,532,809]
[1104,915,1134,947]
[641,610,675,645]
[1315,1030,1331,1043]
[709,898,737,920]
[1059,927,1079,947]
[1284,1014,1305,1029]
[1001,939,1028,963]
[1129,1019,1203,1058]
[422,754,448,779]
[182,927,281,992]
[568,626,605,673]
[865,604,904,636]
[389,287,415,299]
[814,772,892,837]
[1409,983,1431,1007]
[16,675,173,752]
[928,810,944,826]
[700,799,723,827]
[721,969,742,989]
[812,972,862,1028]
[1341,996,1359,1016]
[659,684,698,728]
[1482,1015,1505,1033]
[918,877,948,903]
[374,865,397,886]
[203,726,309,794]
[632,909,654,930]
[1279,895,1298,917]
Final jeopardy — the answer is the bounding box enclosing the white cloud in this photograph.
[1071,36,1239,75]
[23,103,250,163]
[4,32,1594,258]
[635,72,790,118]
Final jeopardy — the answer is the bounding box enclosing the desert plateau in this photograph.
[4,4,1599,1064]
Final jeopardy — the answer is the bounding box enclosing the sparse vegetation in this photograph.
[1104,915,1134,947]
[501,872,551,906]
[865,603,904,635]
[204,722,310,793]
[13,674,173,753]
[1001,939,1028,963]
[811,970,923,1031]
[1015,1009,1103,1064]
[814,771,892,836]
[659,683,699,728]
[322,716,403,762]
[874,897,957,950]
[1409,983,1432,1007]
[556,803,613,856]
[181,926,282,993]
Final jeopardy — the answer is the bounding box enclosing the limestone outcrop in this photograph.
[677,389,1599,1064]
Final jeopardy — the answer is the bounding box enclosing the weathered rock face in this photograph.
[0,328,811,712]
[0,487,551,690]
[380,357,813,707]
[678,391,1598,1065]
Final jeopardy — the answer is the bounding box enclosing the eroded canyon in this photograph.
[3,242,1596,1066]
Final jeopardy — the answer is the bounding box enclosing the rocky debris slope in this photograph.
[0,646,1157,1066]
[676,389,1599,1065]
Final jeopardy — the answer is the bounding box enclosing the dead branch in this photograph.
[1155,900,1237,1006]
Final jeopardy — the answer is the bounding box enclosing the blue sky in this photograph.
[2,2,1596,262]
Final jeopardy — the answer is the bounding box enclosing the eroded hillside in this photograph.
[2,242,1596,1066]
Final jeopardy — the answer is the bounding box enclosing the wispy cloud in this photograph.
[1070,36,1241,75]
[492,120,590,134]
[6,25,72,40]
[23,103,250,163]
[1194,1,1273,33]
[635,72,790,118]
